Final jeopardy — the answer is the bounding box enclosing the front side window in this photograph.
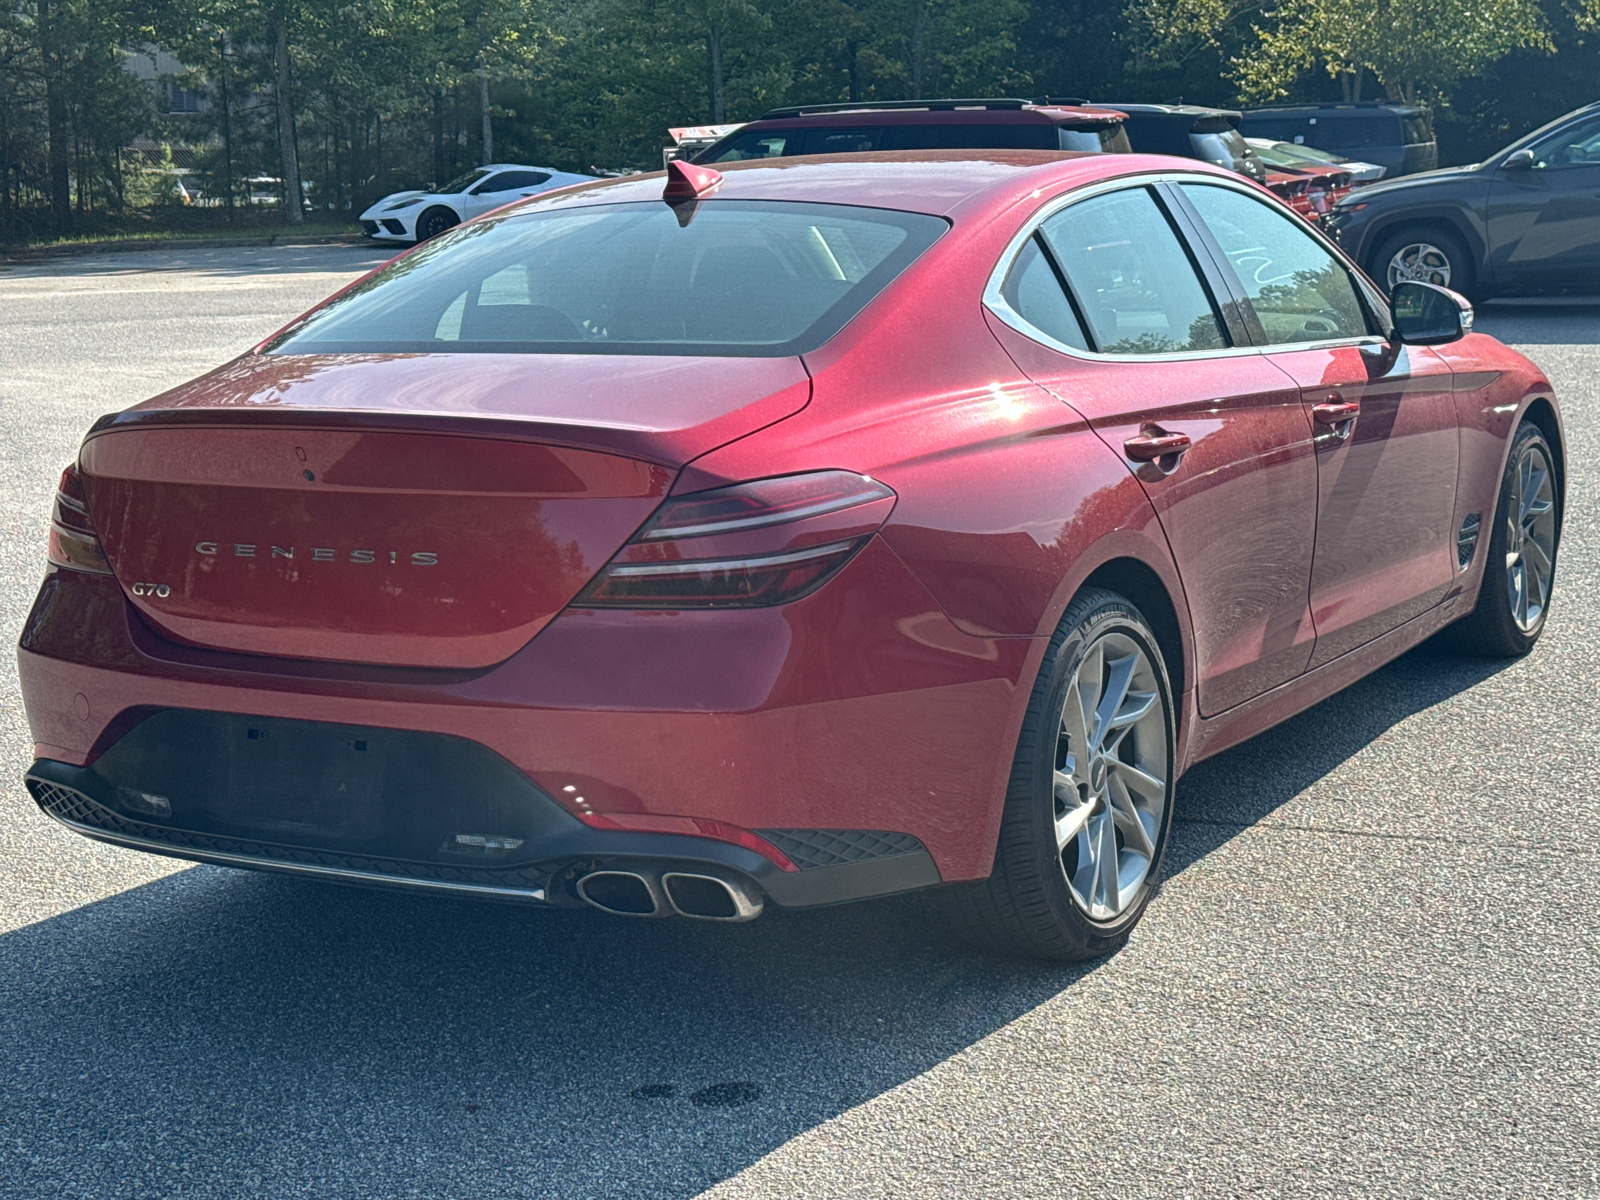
[268,200,947,357]
[1034,187,1226,355]
[476,170,552,192]
[1528,115,1600,169]
[437,167,495,194]
[1181,182,1369,344]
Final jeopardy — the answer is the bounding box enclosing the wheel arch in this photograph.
[1361,210,1486,281]
[1519,395,1566,509]
[415,203,460,237]
[1077,557,1188,705]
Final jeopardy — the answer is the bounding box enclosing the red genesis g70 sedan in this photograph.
[19,151,1564,960]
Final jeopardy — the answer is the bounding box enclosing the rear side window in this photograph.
[1035,187,1226,355]
[478,170,552,192]
[268,200,946,357]
[1060,125,1132,154]
[1401,113,1435,145]
[999,236,1090,350]
[1181,183,1369,344]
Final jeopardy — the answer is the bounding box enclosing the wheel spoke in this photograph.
[1520,467,1547,524]
[1056,797,1096,849]
[1093,813,1120,912]
[1108,689,1158,731]
[1523,535,1553,586]
[1092,653,1137,751]
[1107,776,1155,857]
[1109,757,1166,801]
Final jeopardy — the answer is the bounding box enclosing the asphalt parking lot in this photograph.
[1,245,1596,1199]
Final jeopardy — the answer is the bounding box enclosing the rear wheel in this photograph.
[415,206,459,242]
[946,589,1176,961]
[1370,226,1475,298]
[1449,421,1561,657]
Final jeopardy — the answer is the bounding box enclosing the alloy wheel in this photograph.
[1053,631,1169,921]
[1386,242,1453,288]
[1505,440,1557,632]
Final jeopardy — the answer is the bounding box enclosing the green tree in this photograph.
[1233,0,1552,103]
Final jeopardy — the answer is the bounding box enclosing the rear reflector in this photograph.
[574,471,894,609]
[47,464,112,575]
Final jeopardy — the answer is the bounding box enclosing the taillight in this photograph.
[574,471,896,609]
[47,463,112,575]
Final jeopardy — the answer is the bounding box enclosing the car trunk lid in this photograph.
[79,352,809,668]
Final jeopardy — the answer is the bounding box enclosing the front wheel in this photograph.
[1448,421,1561,657]
[946,588,1177,961]
[1370,226,1476,299]
[415,206,460,242]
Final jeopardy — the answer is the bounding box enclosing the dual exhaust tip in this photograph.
[577,864,764,922]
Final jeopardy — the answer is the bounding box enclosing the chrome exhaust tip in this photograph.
[662,870,764,922]
[576,870,665,917]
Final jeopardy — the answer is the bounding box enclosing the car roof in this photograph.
[1242,103,1428,117]
[1096,103,1243,120]
[503,149,1240,220]
[750,98,1127,127]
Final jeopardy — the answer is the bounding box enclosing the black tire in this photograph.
[1369,225,1477,300]
[944,588,1177,961]
[415,206,459,242]
[1448,421,1561,657]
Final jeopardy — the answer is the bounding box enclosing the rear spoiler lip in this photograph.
[83,404,690,470]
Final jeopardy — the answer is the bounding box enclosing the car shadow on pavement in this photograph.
[1473,300,1600,345]
[1164,635,1513,871]
[0,640,1510,1199]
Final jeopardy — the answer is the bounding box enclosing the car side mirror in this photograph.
[1501,148,1535,171]
[1392,280,1473,345]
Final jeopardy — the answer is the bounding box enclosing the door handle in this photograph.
[1123,431,1192,462]
[1312,400,1361,441]
[1312,401,1361,424]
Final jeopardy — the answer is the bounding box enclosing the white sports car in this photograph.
[359,164,596,242]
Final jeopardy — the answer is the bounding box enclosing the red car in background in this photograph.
[21,151,1564,960]
[1265,164,1354,223]
[692,98,1132,161]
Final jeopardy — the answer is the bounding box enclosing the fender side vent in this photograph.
[1457,511,1483,570]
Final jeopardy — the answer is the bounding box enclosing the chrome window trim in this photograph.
[983,170,1391,363]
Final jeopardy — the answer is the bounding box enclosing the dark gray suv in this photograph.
[1328,101,1600,299]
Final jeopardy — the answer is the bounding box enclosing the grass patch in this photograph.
[5,210,363,251]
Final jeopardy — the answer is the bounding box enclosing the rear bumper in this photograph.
[19,548,1037,885]
[24,710,940,909]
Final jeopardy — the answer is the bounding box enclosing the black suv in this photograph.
[1328,101,1600,299]
[692,99,1132,162]
[1239,103,1438,178]
[1088,103,1267,182]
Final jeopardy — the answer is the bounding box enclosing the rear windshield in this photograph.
[268,200,947,357]
[703,122,1058,161]
[1061,125,1132,153]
